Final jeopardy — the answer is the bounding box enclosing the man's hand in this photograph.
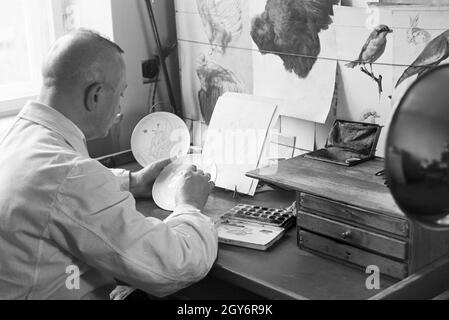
[130,158,172,198]
[175,165,215,211]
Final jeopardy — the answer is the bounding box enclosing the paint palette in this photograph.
[217,204,295,250]
[220,204,295,229]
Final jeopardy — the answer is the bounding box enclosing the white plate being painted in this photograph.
[131,112,191,167]
[152,154,217,211]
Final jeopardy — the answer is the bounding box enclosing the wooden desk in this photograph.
[122,159,449,299]
[247,156,449,282]
[132,180,395,300]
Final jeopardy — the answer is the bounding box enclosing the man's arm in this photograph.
[51,158,217,297]
[110,158,171,198]
[109,168,130,191]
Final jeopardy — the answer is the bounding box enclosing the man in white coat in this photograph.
[0,29,218,300]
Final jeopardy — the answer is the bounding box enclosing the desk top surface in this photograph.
[133,183,395,300]
[247,156,403,218]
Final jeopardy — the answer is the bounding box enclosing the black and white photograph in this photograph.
[1,0,449,307]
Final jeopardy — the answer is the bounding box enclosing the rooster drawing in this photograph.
[196,55,245,125]
[250,0,339,78]
[196,0,243,54]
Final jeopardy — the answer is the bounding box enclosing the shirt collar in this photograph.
[18,101,89,157]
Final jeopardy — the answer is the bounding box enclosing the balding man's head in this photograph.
[42,29,124,90]
[38,29,128,140]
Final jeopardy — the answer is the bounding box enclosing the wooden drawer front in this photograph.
[298,212,408,260]
[298,231,408,280]
[299,193,409,238]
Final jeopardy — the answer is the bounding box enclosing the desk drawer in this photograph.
[299,193,409,238]
[298,230,408,280]
[298,211,408,260]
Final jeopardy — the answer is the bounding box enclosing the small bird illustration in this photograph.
[407,14,431,48]
[360,109,381,124]
[395,29,449,88]
[346,25,393,73]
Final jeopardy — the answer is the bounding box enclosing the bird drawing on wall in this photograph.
[395,29,449,89]
[407,14,431,48]
[346,25,393,96]
[196,0,243,54]
[250,0,339,79]
[360,109,381,124]
[196,55,244,125]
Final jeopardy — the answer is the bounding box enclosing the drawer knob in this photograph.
[341,231,351,240]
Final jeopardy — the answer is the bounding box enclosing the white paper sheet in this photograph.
[175,0,337,124]
[250,1,338,122]
[202,93,278,195]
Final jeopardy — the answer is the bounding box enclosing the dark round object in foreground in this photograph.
[386,64,449,230]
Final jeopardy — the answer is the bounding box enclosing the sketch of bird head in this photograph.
[375,25,393,37]
[196,55,245,124]
[406,15,431,52]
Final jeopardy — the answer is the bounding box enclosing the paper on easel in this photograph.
[225,93,321,155]
[202,93,279,195]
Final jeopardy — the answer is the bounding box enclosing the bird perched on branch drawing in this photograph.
[346,25,393,96]
[395,29,449,89]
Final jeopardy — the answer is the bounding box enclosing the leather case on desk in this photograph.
[304,120,382,166]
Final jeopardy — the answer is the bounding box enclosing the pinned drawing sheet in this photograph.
[202,93,279,196]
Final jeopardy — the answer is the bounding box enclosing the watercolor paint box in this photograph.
[217,204,295,250]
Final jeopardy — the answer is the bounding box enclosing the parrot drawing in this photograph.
[396,29,449,88]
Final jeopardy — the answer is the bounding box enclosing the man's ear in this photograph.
[84,83,102,112]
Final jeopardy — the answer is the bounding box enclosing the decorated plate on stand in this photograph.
[131,112,191,167]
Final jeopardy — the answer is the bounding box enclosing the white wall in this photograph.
[108,0,181,155]
[0,0,384,157]
[60,0,118,157]
[75,0,181,157]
